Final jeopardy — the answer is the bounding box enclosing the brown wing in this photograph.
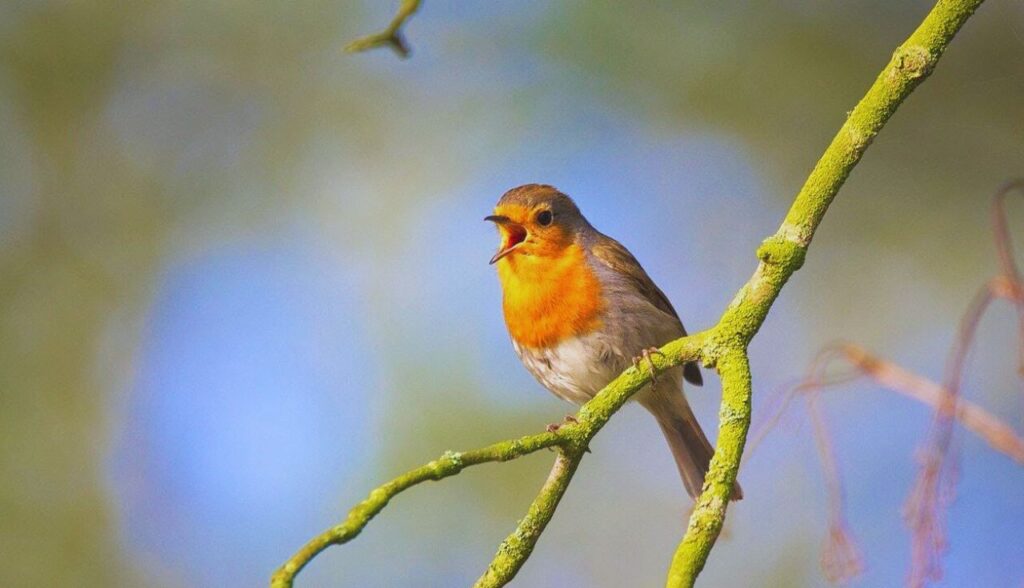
[591,236,703,387]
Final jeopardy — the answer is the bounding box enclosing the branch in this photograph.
[666,350,751,586]
[277,1,988,585]
[472,450,581,587]
[666,1,985,585]
[272,335,706,588]
[271,431,562,588]
[344,0,422,58]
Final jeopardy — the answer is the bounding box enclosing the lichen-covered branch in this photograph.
[472,450,582,588]
[277,1,987,586]
[344,0,422,58]
[270,431,555,588]
[665,1,985,585]
[665,351,750,587]
[272,336,705,588]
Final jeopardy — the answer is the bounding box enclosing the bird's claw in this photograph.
[632,347,665,384]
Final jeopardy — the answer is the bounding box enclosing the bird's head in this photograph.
[485,184,586,265]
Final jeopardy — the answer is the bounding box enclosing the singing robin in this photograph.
[486,184,741,500]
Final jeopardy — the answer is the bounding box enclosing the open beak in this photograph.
[485,215,527,264]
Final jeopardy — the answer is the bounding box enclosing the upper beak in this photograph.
[485,215,526,264]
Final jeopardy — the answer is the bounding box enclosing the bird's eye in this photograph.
[536,210,553,226]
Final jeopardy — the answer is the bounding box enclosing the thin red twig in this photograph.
[806,392,865,583]
[747,183,1024,586]
[991,180,1024,376]
[906,182,1024,587]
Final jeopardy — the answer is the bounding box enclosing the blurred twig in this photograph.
[807,394,864,583]
[275,1,987,586]
[747,183,1024,585]
[753,339,1024,468]
[344,0,421,58]
[907,181,1024,587]
[992,180,1024,376]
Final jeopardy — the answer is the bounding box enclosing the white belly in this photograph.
[512,331,630,405]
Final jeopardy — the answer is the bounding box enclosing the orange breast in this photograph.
[497,243,605,349]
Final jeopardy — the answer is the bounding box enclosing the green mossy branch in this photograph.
[472,450,582,588]
[271,336,706,588]
[666,1,985,585]
[275,0,986,586]
[270,434,560,588]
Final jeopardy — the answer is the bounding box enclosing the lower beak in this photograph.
[489,243,519,265]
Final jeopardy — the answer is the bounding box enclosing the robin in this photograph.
[486,184,741,501]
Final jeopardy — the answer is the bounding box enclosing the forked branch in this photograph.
[272,336,706,587]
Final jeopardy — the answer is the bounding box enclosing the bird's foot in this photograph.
[632,347,665,384]
[546,414,579,433]
[545,415,591,453]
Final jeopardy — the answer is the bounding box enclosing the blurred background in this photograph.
[1,1,1022,586]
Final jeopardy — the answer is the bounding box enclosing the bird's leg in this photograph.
[632,347,665,384]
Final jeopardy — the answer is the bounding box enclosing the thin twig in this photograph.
[773,335,1024,585]
[806,395,864,583]
[344,0,422,58]
[837,342,1024,464]
[992,180,1024,375]
[906,182,1024,586]
[745,350,860,459]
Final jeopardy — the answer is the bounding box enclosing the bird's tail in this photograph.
[643,383,743,501]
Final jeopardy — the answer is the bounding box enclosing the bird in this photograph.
[486,183,741,501]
